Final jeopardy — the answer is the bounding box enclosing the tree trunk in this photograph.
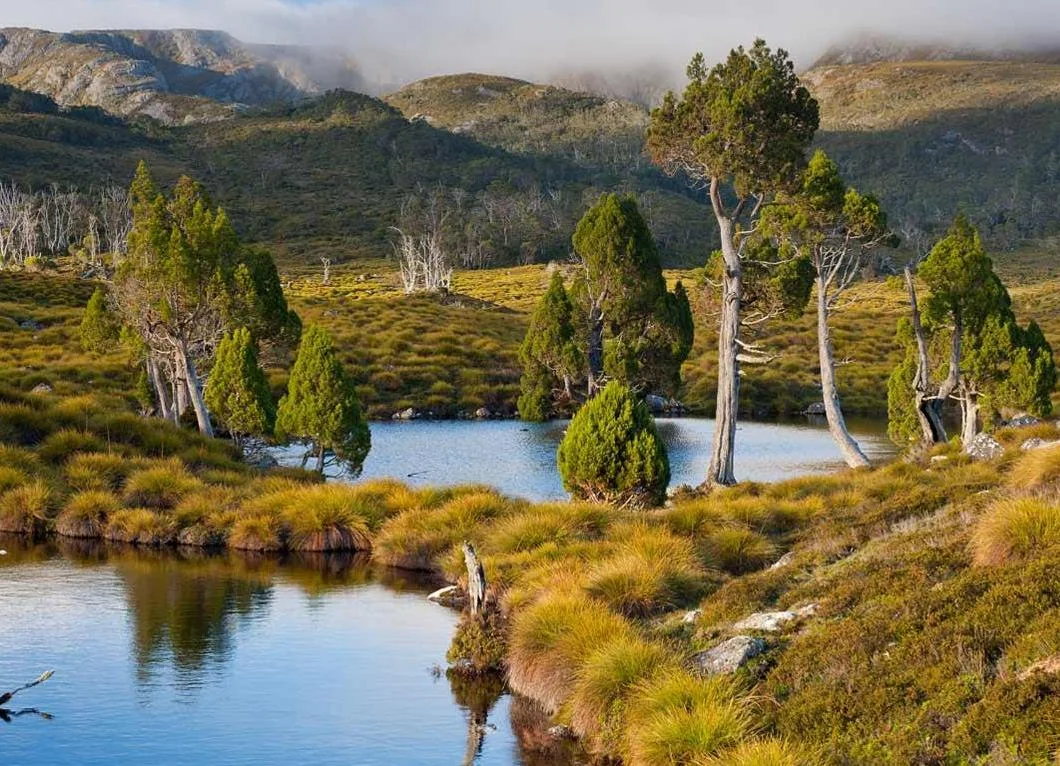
[904,267,946,445]
[179,345,214,437]
[960,387,981,447]
[147,353,170,421]
[174,361,189,421]
[462,541,486,618]
[315,442,325,473]
[816,279,870,468]
[706,217,741,486]
[586,306,605,398]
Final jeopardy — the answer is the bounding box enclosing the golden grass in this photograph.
[0,479,53,536]
[1006,445,1060,490]
[971,496,1060,567]
[56,489,121,538]
[104,508,176,546]
[699,739,821,766]
[64,451,137,492]
[702,527,778,575]
[508,593,636,714]
[122,462,204,509]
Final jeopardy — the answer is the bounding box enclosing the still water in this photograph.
[0,542,577,766]
[277,417,895,500]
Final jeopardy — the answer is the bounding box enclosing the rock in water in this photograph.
[692,636,766,675]
[804,402,827,416]
[965,433,1004,461]
[474,407,492,419]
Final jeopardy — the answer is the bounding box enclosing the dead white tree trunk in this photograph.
[462,541,486,618]
[706,210,742,487]
[178,342,214,437]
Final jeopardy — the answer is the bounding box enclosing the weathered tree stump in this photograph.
[462,541,486,618]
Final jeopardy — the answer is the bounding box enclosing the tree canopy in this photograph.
[204,327,276,446]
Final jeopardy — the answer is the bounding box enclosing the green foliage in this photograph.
[79,287,119,354]
[557,381,669,507]
[648,39,819,196]
[518,271,582,420]
[276,324,370,474]
[205,327,275,443]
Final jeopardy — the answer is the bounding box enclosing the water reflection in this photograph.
[0,537,575,765]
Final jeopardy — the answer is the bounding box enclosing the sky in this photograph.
[2,0,1058,87]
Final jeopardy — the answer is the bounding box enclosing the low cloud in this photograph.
[2,0,1058,92]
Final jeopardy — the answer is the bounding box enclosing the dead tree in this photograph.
[462,541,486,618]
[320,256,331,286]
[0,670,54,708]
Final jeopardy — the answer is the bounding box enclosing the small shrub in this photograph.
[557,382,669,507]
[123,463,203,509]
[624,671,750,766]
[447,606,507,675]
[57,490,121,538]
[0,480,53,536]
[971,497,1060,566]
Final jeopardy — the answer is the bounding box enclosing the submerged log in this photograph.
[462,541,486,618]
[0,670,54,707]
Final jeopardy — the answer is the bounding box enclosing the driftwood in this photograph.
[0,670,54,707]
[462,541,486,618]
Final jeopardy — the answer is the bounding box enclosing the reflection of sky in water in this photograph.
[0,549,543,766]
[276,417,895,501]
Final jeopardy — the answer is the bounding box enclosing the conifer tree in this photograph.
[276,325,370,474]
[557,381,669,508]
[79,286,119,354]
[205,327,276,447]
[517,271,582,420]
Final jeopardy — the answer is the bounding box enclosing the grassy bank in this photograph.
[2,377,1057,763]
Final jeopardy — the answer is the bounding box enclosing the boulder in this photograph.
[804,402,827,416]
[474,407,492,419]
[691,636,766,676]
[965,433,1004,461]
[1021,438,1060,452]
[768,551,795,570]
[645,394,669,413]
[547,725,574,740]
[393,407,419,421]
[732,604,818,633]
[1005,414,1040,428]
[682,609,701,625]
[30,383,53,394]
[19,319,41,331]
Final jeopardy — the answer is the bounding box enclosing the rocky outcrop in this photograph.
[1021,438,1060,452]
[0,27,363,124]
[732,604,818,633]
[965,433,1005,461]
[691,636,766,676]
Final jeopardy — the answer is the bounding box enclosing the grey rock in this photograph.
[393,407,419,421]
[691,636,766,676]
[733,604,818,633]
[30,382,53,394]
[1005,414,1040,428]
[769,551,795,570]
[682,609,701,625]
[547,725,574,740]
[645,394,669,413]
[19,319,41,331]
[804,401,827,416]
[474,407,492,419]
[965,433,1004,461]
[1021,438,1060,452]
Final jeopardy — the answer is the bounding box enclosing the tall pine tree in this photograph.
[205,327,276,448]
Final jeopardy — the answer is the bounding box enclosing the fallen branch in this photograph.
[0,670,54,707]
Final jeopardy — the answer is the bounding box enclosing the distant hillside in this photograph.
[808,59,1060,245]
[0,28,363,124]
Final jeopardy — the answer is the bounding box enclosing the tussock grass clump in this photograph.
[0,444,40,474]
[486,502,614,554]
[0,465,29,493]
[584,525,709,618]
[1007,445,1060,489]
[568,634,677,751]
[104,508,176,545]
[56,490,121,538]
[283,483,392,532]
[702,527,778,575]
[666,496,820,539]
[971,496,1060,566]
[172,486,242,546]
[122,462,203,509]
[64,451,136,491]
[0,402,56,445]
[282,500,372,552]
[702,739,820,766]
[374,490,515,570]
[228,513,283,552]
[36,428,105,462]
[623,671,751,766]
[0,479,53,536]
[508,593,635,713]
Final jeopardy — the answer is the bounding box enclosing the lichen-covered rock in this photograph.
[1021,437,1060,452]
[732,604,818,633]
[965,433,1004,461]
[1005,414,1040,428]
[804,402,827,416]
[30,383,53,394]
[692,636,766,675]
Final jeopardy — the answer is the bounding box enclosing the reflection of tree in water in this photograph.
[112,548,275,686]
[508,694,587,766]
[448,671,505,765]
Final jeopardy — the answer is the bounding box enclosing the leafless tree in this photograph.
[320,256,332,285]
